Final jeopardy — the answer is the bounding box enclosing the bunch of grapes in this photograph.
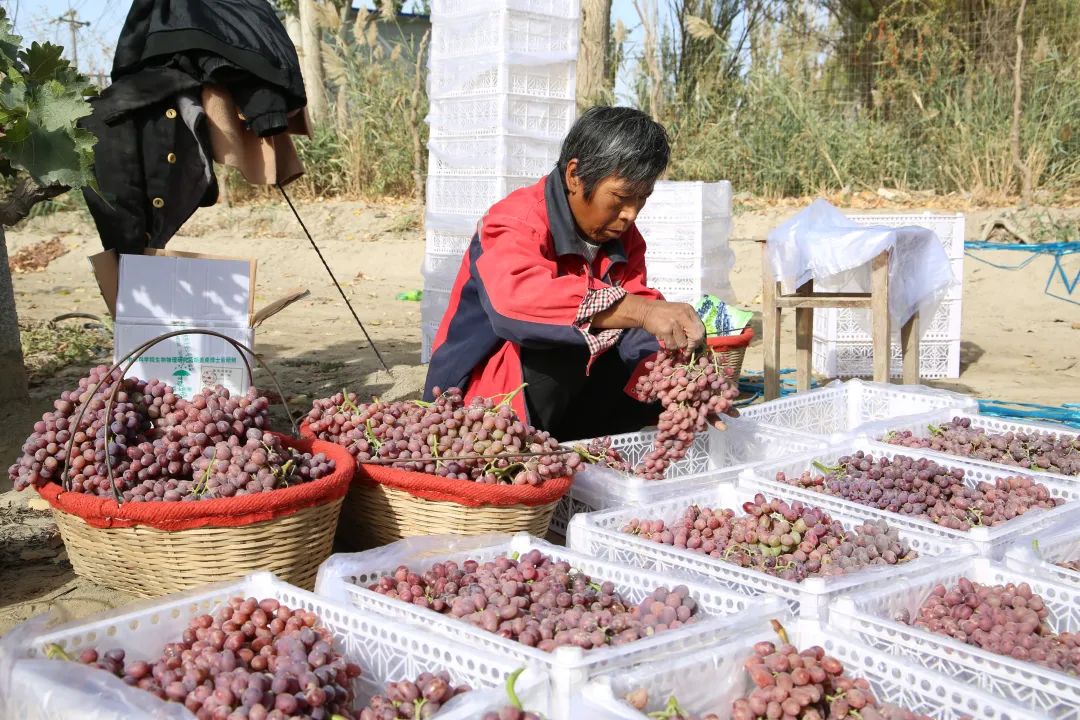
[481,709,541,720]
[60,596,362,719]
[571,436,632,473]
[777,451,1063,530]
[357,671,470,719]
[368,549,700,652]
[732,638,931,720]
[305,387,579,485]
[8,366,152,492]
[622,494,916,582]
[6,365,329,503]
[896,578,1080,674]
[622,631,930,720]
[631,348,739,480]
[882,417,1080,477]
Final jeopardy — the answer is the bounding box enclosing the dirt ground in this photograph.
[1,196,1078,635]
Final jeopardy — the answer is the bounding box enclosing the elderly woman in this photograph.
[423,106,705,440]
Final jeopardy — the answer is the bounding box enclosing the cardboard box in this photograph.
[90,250,307,399]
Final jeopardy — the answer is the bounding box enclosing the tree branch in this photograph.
[0,178,69,227]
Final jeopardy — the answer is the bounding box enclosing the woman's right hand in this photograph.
[640,300,706,350]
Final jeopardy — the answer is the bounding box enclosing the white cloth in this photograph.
[766,199,956,327]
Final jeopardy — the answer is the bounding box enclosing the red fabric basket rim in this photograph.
[35,433,354,531]
[355,463,572,508]
[706,324,754,350]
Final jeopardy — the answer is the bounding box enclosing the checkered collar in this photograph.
[544,168,628,264]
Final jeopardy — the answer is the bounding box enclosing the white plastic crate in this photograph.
[432,0,580,19]
[1003,522,1080,589]
[549,419,829,536]
[870,412,1080,487]
[636,180,733,223]
[567,484,975,620]
[428,94,576,141]
[737,379,979,437]
[814,213,965,380]
[430,9,579,62]
[638,216,734,262]
[426,173,538,216]
[846,212,966,259]
[812,336,962,379]
[314,532,788,720]
[425,223,476,254]
[429,60,576,101]
[814,295,963,343]
[572,617,1043,720]
[830,556,1080,719]
[0,572,549,720]
[428,135,560,178]
[645,255,737,304]
[738,440,1080,559]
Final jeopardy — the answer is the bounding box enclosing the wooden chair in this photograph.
[758,240,921,400]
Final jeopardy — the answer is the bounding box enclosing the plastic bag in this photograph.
[766,199,955,327]
[315,531,520,605]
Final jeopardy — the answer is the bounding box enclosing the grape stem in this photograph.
[43,643,71,661]
[504,666,525,710]
[812,460,844,476]
[769,618,789,645]
[339,389,360,414]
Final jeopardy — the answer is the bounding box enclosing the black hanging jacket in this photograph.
[83,0,306,253]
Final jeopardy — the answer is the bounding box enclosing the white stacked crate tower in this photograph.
[421,0,581,362]
[634,180,735,303]
[812,213,965,379]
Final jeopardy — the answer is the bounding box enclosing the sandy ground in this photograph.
[1,196,1077,635]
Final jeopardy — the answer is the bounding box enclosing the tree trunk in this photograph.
[298,0,327,125]
[577,0,612,110]
[0,227,29,402]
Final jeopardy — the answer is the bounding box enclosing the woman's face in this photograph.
[564,159,653,243]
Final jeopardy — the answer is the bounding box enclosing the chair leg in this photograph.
[901,311,920,384]
[795,279,814,392]
[761,243,781,400]
[871,251,891,383]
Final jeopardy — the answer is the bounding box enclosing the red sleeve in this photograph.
[618,225,665,301]
[471,213,626,365]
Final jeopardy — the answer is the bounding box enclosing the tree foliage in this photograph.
[0,8,97,198]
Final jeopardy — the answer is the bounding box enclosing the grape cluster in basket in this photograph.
[7,366,334,502]
[622,494,917,582]
[571,436,633,473]
[882,416,1080,476]
[632,347,739,480]
[368,548,700,651]
[56,596,361,719]
[305,386,579,485]
[624,624,930,720]
[776,451,1062,530]
[359,670,470,719]
[896,577,1080,674]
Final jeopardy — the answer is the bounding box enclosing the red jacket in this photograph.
[424,170,662,421]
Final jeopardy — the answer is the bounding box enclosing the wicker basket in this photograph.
[339,481,563,550]
[40,433,353,598]
[707,325,753,380]
[52,499,342,596]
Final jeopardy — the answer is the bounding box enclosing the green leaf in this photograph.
[20,42,66,84]
[29,80,92,132]
[2,124,81,187]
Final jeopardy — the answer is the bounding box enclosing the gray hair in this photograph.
[557,106,670,199]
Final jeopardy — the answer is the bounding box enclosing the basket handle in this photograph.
[61,329,297,502]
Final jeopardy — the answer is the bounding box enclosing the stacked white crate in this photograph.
[811,212,965,379]
[421,0,580,362]
[635,180,735,303]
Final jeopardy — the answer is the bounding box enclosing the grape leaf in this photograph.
[28,80,92,132]
[2,125,81,187]
[20,42,65,84]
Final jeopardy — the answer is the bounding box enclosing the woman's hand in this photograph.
[640,300,706,350]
